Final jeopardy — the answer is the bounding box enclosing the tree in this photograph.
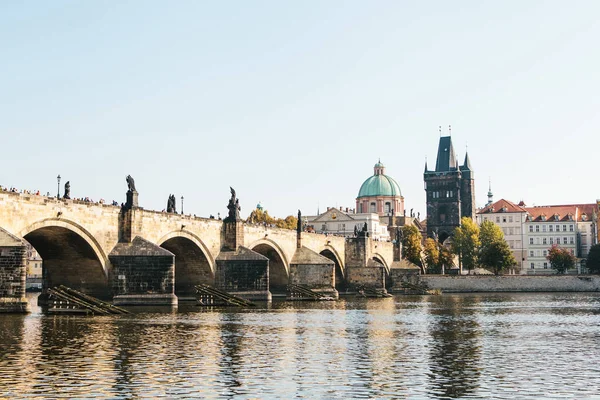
[587,244,600,274]
[246,208,297,230]
[480,240,516,275]
[401,225,423,268]
[478,220,516,275]
[452,217,480,273]
[547,245,576,274]
[423,238,441,274]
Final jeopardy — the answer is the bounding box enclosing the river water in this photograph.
[1,292,600,399]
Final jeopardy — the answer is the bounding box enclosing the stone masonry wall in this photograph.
[111,255,175,295]
[346,266,385,290]
[421,275,600,292]
[290,263,334,288]
[215,259,268,293]
[0,246,26,299]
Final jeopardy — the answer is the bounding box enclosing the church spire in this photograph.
[487,178,493,206]
[463,151,472,170]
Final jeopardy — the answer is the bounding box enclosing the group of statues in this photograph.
[166,194,177,214]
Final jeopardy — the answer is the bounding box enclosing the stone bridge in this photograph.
[0,190,403,310]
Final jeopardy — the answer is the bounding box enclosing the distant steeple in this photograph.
[487,179,493,206]
[424,158,428,173]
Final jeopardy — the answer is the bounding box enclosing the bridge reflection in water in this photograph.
[1,292,599,398]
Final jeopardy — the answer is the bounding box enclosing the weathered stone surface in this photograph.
[388,259,421,292]
[290,247,337,298]
[110,236,176,306]
[346,265,386,291]
[215,246,270,301]
[0,227,29,313]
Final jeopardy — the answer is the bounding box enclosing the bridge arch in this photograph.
[372,253,389,270]
[372,253,392,289]
[18,218,110,298]
[319,245,345,292]
[157,230,215,299]
[248,238,289,294]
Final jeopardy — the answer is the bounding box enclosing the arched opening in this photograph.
[320,249,345,292]
[372,256,391,289]
[23,226,108,300]
[251,243,288,294]
[439,231,451,245]
[160,236,213,300]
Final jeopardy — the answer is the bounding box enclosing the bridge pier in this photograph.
[109,236,177,306]
[290,246,338,299]
[0,228,30,313]
[216,220,271,301]
[345,233,387,293]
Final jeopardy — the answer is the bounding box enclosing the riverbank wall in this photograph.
[420,275,600,292]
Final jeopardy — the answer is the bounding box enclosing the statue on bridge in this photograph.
[166,194,177,213]
[297,210,302,233]
[126,175,136,192]
[63,181,70,199]
[225,187,241,221]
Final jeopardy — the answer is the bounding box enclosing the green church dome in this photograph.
[357,161,402,198]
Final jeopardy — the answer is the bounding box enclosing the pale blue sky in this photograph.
[2,1,599,218]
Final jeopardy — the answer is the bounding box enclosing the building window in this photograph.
[570,237,574,244]
[509,216,513,223]
[556,225,560,231]
[385,202,391,213]
[484,217,488,221]
[542,225,547,232]
[543,262,548,269]
[550,237,554,245]
[563,237,568,244]
[543,238,547,245]
[322,224,327,231]
[370,203,376,213]
[535,225,540,232]
[549,225,553,232]
[569,225,574,232]
[563,225,567,232]
[529,250,534,257]
[529,238,534,245]
[496,216,500,223]
[556,237,560,244]
[503,217,507,223]
[543,250,547,257]
[529,225,533,232]
[509,227,514,235]
[531,263,535,269]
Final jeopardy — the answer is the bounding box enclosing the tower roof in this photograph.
[435,136,457,172]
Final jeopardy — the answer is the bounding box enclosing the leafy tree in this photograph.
[478,220,516,275]
[547,245,576,274]
[439,246,455,272]
[401,225,423,268]
[452,217,480,273]
[479,220,504,246]
[246,208,297,230]
[480,240,517,275]
[587,244,600,274]
[423,238,441,273]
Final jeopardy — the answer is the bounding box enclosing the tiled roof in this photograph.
[524,204,597,222]
[477,199,527,214]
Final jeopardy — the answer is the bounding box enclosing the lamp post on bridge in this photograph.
[57,174,61,198]
[181,196,184,215]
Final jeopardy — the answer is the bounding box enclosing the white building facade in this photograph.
[305,207,391,241]
[476,199,528,272]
